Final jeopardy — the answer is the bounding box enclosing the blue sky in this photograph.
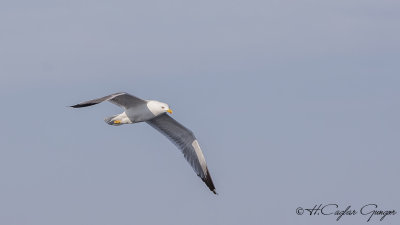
[1,1,399,224]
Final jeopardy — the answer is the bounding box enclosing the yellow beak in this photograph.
[167,109,173,114]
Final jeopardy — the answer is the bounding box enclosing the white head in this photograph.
[147,100,173,116]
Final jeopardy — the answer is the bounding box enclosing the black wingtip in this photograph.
[70,103,98,108]
[202,168,217,195]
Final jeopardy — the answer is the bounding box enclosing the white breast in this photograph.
[146,101,164,116]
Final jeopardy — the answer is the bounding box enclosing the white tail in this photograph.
[104,114,122,126]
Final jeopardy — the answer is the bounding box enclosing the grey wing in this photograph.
[70,92,146,109]
[146,114,217,194]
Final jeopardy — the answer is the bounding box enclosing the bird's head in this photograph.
[160,102,173,114]
[147,100,173,116]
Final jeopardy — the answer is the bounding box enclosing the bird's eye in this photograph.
[161,106,165,109]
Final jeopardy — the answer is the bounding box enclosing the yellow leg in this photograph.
[114,120,121,124]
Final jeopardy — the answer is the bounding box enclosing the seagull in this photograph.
[71,92,217,194]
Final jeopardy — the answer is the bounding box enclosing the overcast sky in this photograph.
[1,0,399,224]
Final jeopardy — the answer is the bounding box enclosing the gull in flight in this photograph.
[71,92,217,194]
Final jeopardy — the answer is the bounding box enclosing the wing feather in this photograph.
[146,114,217,194]
[70,92,146,109]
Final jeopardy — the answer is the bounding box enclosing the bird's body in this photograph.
[105,101,164,125]
[71,92,217,194]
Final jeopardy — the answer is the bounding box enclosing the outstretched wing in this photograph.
[70,92,146,109]
[146,113,217,194]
